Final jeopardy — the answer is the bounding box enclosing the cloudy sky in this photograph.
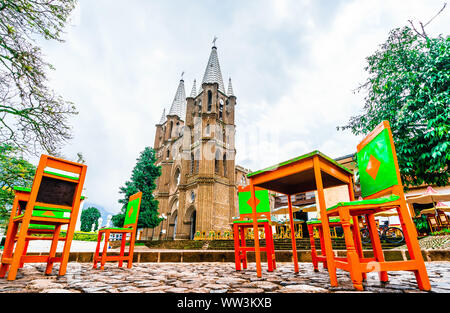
[38,0,449,214]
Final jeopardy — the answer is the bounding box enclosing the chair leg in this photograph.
[19,239,31,269]
[7,221,31,281]
[0,222,19,278]
[264,223,273,272]
[397,204,431,291]
[268,224,276,270]
[318,226,327,270]
[127,232,136,268]
[366,213,388,283]
[240,226,247,269]
[118,233,127,268]
[340,208,364,291]
[233,224,241,271]
[100,230,110,270]
[308,224,319,272]
[45,225,62,275]
[351,217,367,281]
[93,231,103,269]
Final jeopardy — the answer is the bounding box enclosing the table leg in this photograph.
[287,195,299,273]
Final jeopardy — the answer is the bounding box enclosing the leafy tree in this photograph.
[0,143,36,219]
[112,147,163,229]
[0,0,78,155]
[80,206,101,232]
[340,23,449,187]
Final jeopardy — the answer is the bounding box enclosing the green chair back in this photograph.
[238,188,270,215]
[357,127,399,198]
[123,194,142,227]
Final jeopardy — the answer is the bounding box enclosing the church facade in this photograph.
[144,43,249,240]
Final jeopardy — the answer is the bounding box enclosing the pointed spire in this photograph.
[227,78,234,97]
[201,42,225,93]
[168,77,186,120]
[157,108,166,125]
[189,79,197,98]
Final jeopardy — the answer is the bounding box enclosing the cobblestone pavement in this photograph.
[0,262,448,293]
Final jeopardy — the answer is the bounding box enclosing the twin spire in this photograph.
[158,41,234,124]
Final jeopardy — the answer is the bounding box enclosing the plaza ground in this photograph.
[0,261,449,293]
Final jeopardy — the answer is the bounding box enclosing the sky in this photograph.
[37,0,450,214]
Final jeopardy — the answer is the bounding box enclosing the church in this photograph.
[143,42,249,240]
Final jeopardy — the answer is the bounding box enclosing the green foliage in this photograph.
[0,143,35,218]
[113,147,163,229]
[340,26,450,187]
[430,228,450,236]
[80,206,101,232]
[0,0,78,155]
[413,215,430,234]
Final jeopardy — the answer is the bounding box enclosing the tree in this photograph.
[0,0,78,155]
[340,22,449,187]
[0,143,36,219]
[112,147,163,229]
[80,206,101,232]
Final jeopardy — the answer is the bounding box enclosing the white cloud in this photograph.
[35,0,449,213]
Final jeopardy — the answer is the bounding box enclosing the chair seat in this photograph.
[98,227,133,233]
[326,195,400,213]
[307,218,341,225]
[232,219,270,224]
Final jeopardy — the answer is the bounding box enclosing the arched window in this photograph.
[195,150,200,173]
[166,148,170,159]
[174,168,180,186]
[223,153,227,176]
[215,150,221,175]
[190,153,194,174]
[207,91,212,111]
[219,99,224,119]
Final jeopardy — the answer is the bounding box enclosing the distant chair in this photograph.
[0,155,87,280]
[437,211,449,229]
[427,214,440,232]
[93,192,142,270]
[233,185,276,273]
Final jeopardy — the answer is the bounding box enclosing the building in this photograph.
[144,43,249,240]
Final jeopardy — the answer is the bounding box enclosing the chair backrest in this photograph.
[23,155,87,220]
[356,120,402,199]
[237,185,270,220]
[123,192,143,229]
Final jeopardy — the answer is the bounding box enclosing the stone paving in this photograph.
[0,261,449,293]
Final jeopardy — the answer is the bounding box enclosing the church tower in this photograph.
[150,42,239,240]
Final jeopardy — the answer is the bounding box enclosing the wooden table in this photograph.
[246,150,362,284]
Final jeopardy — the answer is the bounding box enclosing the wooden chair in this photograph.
[436,211,449,229]
[7,187,85,269]
[93,192,142,270]
[233,185,276,273]
[427,215,440,232]
[0,155,87,280]
[325,120,430,291]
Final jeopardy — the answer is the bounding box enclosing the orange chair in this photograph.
[7,187,85,269]
[233,185,276,273]
[325,120,430,291]
[93,192,142,270]
[0,155,87,280]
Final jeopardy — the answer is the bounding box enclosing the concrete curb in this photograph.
[2,249,449,263]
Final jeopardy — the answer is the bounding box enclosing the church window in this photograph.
[223,153,227,176]
[219,99,224,119]
[190,153,194,174]
[207,91,212,111]
[215,150,221,175]
[174,168,180,186]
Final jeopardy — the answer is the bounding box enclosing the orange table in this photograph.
[246,150,364,283]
